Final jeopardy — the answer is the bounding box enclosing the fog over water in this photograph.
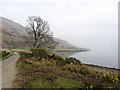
[71,49,118,68]
[70,27,118,68]
[0,0,118,68]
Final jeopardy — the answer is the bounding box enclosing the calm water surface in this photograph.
[70,48,118,69]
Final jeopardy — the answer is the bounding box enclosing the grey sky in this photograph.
[0,0,119,49]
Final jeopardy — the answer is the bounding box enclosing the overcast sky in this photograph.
[0,0,119,49]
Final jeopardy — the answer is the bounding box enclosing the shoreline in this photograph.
[83,63,120,74]
[55,50,119,73]
[53,48,90,52]
[84,63,119,70]
[65,50,119,73]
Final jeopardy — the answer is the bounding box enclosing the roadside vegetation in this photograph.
[14,48,120,89]
[0,51,13,60]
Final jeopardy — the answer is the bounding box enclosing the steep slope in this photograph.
[1,17,28,48]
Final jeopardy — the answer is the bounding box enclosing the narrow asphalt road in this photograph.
[2,52,20,88]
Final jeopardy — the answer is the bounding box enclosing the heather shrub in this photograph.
[31,48,48,59]
[48,53,63,60]
[100,72,119,88]
[65,57,81,64]
[63,64,89,75]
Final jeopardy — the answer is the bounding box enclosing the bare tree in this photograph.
[26,16,56,49]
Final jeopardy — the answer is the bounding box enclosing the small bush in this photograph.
[65,57,81,65]
[48,53,63,60]
[79,65,89,75]
[31,48,48,59]
[48,53,66,66]
[100,72,119,88]
[2,51,9,57]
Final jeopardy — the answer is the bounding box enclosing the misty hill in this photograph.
[1,17,28,48]
[54,38,78,49]
[1,17,77,49]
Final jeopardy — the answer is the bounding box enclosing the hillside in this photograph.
[1,17,76,49]
[1,17,28,48]
[54,37,78,49]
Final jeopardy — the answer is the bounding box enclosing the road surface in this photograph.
[2,52,20,88]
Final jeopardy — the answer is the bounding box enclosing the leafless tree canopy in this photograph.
[26,16,56,49]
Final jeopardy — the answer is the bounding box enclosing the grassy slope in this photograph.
[14,52,120,88]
